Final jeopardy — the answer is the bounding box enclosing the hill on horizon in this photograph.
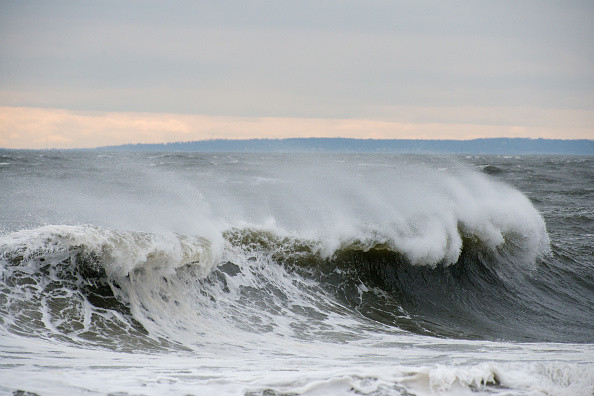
[90,137,594,155]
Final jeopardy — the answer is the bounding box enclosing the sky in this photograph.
[0,0,593,149]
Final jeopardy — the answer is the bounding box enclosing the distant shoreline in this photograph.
[3,137,593,155]
[92,137,592,155]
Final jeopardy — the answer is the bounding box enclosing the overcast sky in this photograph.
[1,1,592,148]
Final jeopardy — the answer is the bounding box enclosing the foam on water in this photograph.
[1,332,593,396]
[0,224,221,278]
[1,154,550,268]
[205,157,551,267]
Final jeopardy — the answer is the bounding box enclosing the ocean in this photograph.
[0,151,592,395]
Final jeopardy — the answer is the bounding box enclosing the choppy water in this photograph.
[0,151,592,395]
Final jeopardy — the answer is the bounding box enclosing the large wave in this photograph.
[0,157,561,349]
[209,157,551,268]
[0,214,576,351]
[2,154,593,395]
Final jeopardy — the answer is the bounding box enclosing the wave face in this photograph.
[1,152,593,395]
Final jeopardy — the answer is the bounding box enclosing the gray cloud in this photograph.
[1,0,592,123]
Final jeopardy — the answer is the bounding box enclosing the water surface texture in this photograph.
[1,151,592,395]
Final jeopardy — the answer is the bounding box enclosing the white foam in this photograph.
[201,157,551,267]
[404,362,594,396]
[0,224,221,278]
[1,156,550,271]
[3,337,591,396]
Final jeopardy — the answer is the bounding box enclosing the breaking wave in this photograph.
[2,153,593,395]
[0,206,577,351]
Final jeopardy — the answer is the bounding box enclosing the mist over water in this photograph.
[0,153,549,262]
[1,151,593,395]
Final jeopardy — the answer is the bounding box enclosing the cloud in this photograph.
[0,106,591,149]
[1,2,592,119]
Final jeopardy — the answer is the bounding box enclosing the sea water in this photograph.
[0,151,592,395]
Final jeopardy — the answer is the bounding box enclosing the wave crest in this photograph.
[0,224,219,278]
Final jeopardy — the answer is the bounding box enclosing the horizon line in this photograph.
[2,136,593,152]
